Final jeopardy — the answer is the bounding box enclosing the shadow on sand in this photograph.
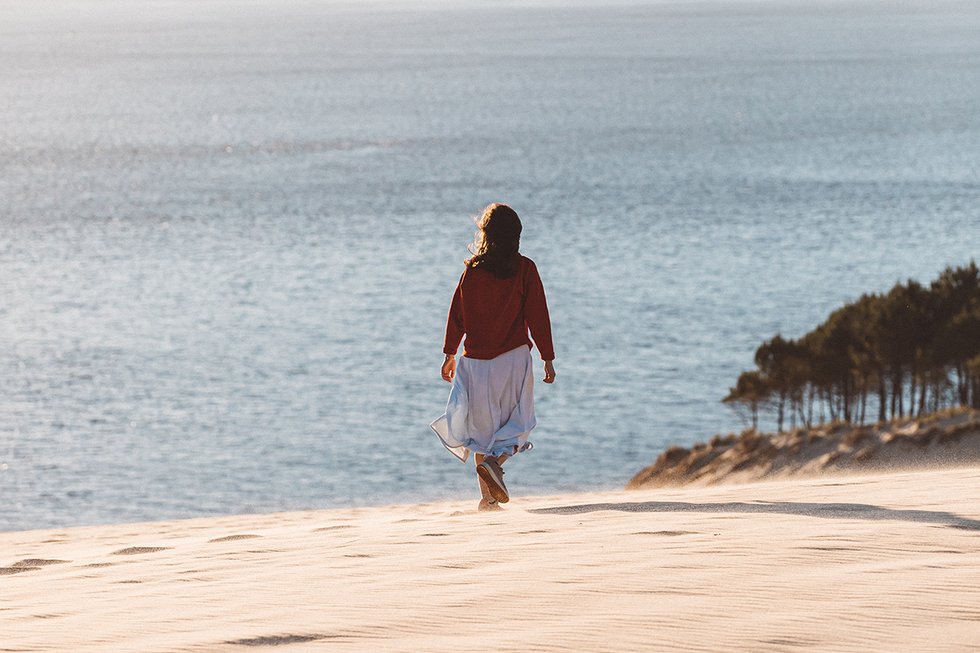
[530,501,980,531]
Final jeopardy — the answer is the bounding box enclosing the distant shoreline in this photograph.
[628,407,980,489]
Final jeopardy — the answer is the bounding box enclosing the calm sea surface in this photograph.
[2,0,979,531]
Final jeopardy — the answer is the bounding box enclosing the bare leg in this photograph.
[492,452,510,466]
[475,454,493,501]
[477,448,514,468]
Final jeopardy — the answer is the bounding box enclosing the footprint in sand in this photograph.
[15,559,69,567]
[0,559,69,575]
[208,534,261,543]
[632,531,697,536]
[0,567,35,575]
[224,634,337,646]
[111,547,172,555]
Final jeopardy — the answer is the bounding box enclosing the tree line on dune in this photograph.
[724,262,980,433]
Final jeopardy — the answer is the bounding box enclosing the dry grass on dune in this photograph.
[628,408,980,489]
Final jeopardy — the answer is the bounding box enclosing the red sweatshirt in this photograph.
[443,255,555,361]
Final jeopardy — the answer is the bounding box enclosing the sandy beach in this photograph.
[3,466,979,652]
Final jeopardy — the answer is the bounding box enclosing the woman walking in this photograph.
[431,203,556,511]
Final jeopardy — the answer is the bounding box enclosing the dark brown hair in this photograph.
[466,203,522,278]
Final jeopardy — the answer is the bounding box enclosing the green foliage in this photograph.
[723,262,980,431]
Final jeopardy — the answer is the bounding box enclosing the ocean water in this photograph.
[1,0,979,531]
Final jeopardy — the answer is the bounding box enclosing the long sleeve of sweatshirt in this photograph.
[442,273,466,357]
[523,259,555,361]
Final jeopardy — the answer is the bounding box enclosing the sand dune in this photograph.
[3,467,979,652]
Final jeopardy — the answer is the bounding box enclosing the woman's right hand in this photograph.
[441,355,457,383]
[543,360,556,384]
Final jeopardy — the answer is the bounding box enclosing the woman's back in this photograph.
[444,255,555,362]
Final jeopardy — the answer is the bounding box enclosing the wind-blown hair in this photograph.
[467,203,522,278]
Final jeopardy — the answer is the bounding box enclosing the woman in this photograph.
[430,203,556,511]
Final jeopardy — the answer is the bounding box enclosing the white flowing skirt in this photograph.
[430,344,536,462]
